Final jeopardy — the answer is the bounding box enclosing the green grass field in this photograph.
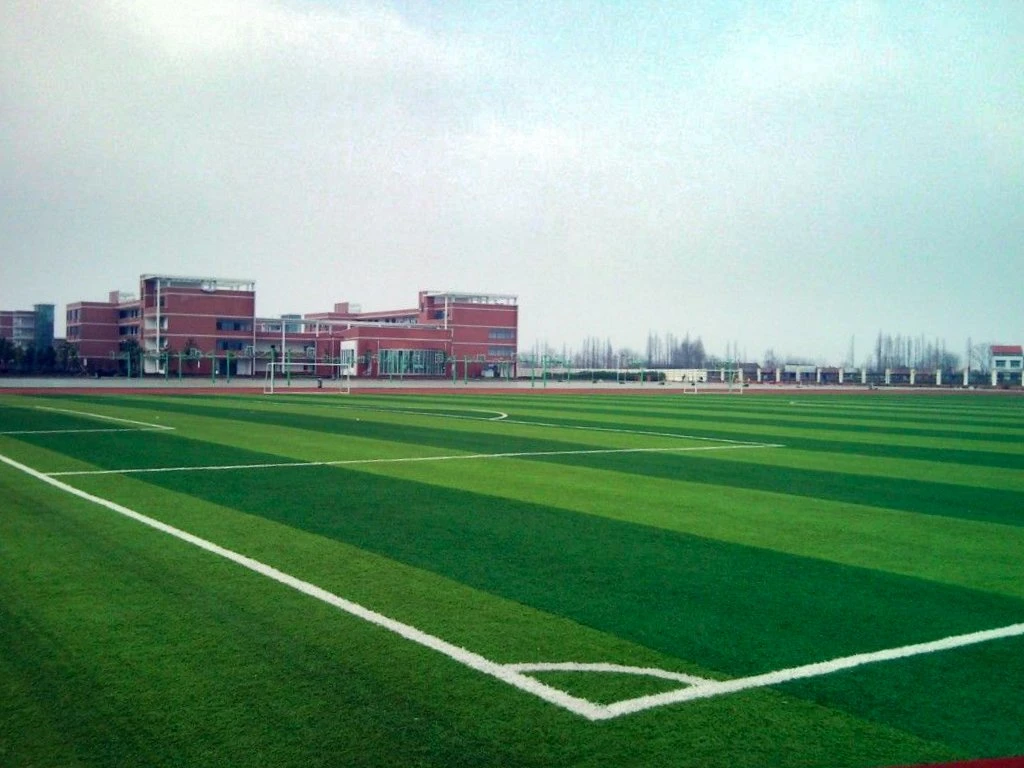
[1,390,1022,767]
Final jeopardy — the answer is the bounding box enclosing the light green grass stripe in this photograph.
[9,401,1019,597]
[20,395,1019,495]
[344,457,1024,599]
[0,466,960,768]
[672,444,1024,492]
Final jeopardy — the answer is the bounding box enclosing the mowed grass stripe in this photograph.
[88,462,1024,749]
[359,446,1024,600]
[536,450,1023,527]
[102,463,1024,670]
[10,416,1022,599]
[0,470,568,768]
[488,397,1024,441]
[0,402,165,434]
[41,396,732,455]
[3,395,1021,765]
[235,395,1024,491]
[92,393,1024,470]
[419,391,1024,433]
[10,403,1019,528]
[0,483,963,768]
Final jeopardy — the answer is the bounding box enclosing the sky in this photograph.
[1,0,1021,364]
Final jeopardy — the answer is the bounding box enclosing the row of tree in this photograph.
[872,333,961,371]
[0,337,81,375]
[532,332,990,372]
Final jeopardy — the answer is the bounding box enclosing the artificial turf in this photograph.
[1,391,1021,767]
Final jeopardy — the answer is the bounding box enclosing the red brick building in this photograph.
[66,276,517,378]
[0,304,55,350]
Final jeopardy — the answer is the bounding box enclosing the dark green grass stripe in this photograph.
[0,485,541,768]
[784,634,1024,758]
[485,400,1024,440]
[10,430,280,471]
[0,403,148,433]
[9,411,1019,528]
[18,398,688,458]
[440,392,1024,426]
[40,395,1024,470]
[247,392,1024,440]
[0,502,962,768]
[118,465,1023,749]
[534,451,1024,527]
[116,464,1024,677]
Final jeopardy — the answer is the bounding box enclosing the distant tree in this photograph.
[12,344,30,374]
[0,337,14,372]
[37,345,56,373]
[118,338,142,376]
[55,340,80,374]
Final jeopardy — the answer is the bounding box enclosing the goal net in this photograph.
[263,360,352,394]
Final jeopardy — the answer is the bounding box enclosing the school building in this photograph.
[64,275,518,378]
[0,304,55,350]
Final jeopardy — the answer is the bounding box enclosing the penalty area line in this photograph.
[603,621,1024,718]
[0,450,610,722]
[4,448,1020,723]
[0,427,170,436]
[45,442,782,477]
[34,406,174,431]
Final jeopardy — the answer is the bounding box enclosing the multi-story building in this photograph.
[990,344,1023,386]
[65,276,517,378]
[0,304,54,350]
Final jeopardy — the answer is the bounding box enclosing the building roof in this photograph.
[140,274,255,292]
[990,345,1023,356]
[422,290,517,305]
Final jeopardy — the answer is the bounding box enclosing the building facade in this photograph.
[990,345,1023,386]
[0,304,54,350]
[65,276,517,378]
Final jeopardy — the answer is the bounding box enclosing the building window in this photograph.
[378,349,446,376]
[488,328,515,340]
[216,319,253,332]
[216,340,246,351]
[487,346,516,358]
[995,359,1006,368]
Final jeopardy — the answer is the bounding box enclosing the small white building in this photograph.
[990,345,1023,386]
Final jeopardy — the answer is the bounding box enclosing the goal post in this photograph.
[263,360,352,394]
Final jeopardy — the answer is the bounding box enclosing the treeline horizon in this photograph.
[526,331,999,372]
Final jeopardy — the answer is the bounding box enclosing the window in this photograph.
[488,328,515,340]
[995,359,1007,368]
[216,340,246,351]
[378,349,446,376]
[1011,360,1022,368]
[216,319,252,332]
[487,345,516,358]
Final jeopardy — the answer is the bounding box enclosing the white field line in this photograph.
[0,451,607,722]
[291,401,772,446]
[505,662,711,687]
[34,406,174,431]
[45,442,782,477]
[272,402,509,422]
[601,621,1024,718]
[5,448,1023,721]
[503,418,775,446]
[0,428,164,436]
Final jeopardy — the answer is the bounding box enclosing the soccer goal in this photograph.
[263,361,352,394]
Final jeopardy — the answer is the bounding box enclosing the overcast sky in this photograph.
[2,0,1021,363]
